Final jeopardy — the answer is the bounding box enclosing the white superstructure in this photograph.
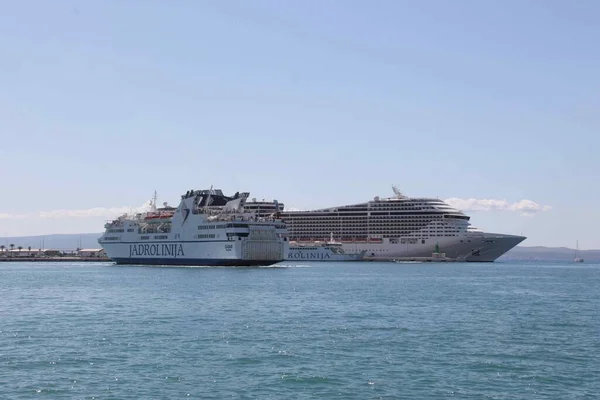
[245,187,526,262]
[98,189,289,266]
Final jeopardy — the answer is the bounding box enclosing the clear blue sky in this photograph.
[0,0,598,248]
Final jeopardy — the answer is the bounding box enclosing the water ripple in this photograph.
[0,261,599,398]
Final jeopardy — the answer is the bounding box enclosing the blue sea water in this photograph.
[0,260,599,399]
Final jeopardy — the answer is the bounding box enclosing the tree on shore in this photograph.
[0,245,4,253]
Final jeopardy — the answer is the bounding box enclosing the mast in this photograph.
[574,239,584,262]
[204,185,213,214]
[150,190,158,213]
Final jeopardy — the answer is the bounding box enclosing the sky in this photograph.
[0,0,598,248]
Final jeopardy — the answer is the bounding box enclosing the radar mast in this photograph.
[150,190,158,212]
[392,185,406,199]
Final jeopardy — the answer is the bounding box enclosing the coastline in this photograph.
[0,257,111,263]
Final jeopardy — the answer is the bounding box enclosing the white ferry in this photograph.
[287,236,366,262]
[98,189,289,267]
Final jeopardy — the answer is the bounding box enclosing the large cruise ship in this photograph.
[244,187,526,262]
[98,189,289,266]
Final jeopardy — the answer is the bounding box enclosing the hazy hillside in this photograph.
[0,233,102,250]
[500,246,600,262]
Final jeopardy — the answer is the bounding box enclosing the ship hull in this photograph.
[338,234,526,262]
[463,234,527,262]
[101,240,286,267]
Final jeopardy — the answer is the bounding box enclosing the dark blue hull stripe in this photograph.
[111,258,282,267]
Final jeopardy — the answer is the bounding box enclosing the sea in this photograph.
[1,260,598,399]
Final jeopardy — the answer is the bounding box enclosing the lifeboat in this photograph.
[144,212,173,221]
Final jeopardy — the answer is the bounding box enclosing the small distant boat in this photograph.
[574,240,584,263]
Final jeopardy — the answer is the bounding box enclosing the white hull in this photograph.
[337,233,525,262]
[102,240,287,266]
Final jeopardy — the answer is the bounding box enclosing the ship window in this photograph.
[421,239,425,244]
[196,234,216,239]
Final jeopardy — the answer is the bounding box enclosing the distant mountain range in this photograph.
[0,233,597,262]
